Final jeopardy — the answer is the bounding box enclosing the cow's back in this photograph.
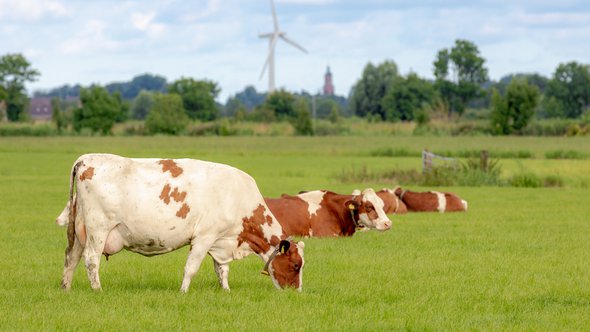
[74,153,267,255]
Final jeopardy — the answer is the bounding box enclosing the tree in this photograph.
[145,93,189,135]
[381,73,436,121]
[106,73,167,100]
[545,61,590,118]
[0,53,40,121]
[349,60,400,120]
[226,86,266,112]
[490,78,539,135]
[168,78,220,121]
[131,90,154,120]
[291,97,313,135]
[73,86,125,135]
[433,39,488,118]
[263,89,296,120]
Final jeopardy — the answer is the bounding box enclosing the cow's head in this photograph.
[263,240,305,291]
[347,188,392,231]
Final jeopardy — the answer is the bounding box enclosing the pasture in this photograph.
[1,136,589,330]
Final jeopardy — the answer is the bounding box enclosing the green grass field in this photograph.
[1,136,589,330]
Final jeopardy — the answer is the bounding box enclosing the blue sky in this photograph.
[1,0,588,101]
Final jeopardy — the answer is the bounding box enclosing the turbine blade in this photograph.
[281,34,308,54]
[259,35,279,80]
[270,0,279,32]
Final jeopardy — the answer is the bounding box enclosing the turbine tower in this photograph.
[259,0,307,94]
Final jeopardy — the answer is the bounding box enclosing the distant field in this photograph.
[1,136,589,330]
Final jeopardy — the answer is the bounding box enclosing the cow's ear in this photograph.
[345,200,360,211]
[279,240,290,254]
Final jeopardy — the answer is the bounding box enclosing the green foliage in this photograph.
[145,93,189,135]
[0,53,40,122]
[227,85,266,112]
[350,60,400,119]
[290,98,314,136]
[51,98,67,133]
[264,89,296,120]
[490,78,539,135]
[433,39,489,118]
[168,77,220,121]
[382,73,436,122]
[545,149,587,160]
[131,90,154,120]
[73,86,125,135]
[545,61,590,118]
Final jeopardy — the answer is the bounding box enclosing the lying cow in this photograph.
[353,188,408,214]
[57,153,305,292]
[394,187,468,213]
[264,189,392,237]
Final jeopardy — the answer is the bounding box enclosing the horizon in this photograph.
[2,0,588,102]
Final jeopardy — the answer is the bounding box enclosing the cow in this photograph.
[264,188,392,237]
[57,153,305,292]
[394,187,468,213]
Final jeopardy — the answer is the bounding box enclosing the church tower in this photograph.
[323,66,334,96]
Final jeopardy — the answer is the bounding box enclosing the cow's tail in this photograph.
[66,160,83,251]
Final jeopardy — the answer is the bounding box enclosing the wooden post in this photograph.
[480,150,489,172]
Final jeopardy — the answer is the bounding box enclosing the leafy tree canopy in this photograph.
[349,60,400,120]
[73,86,125,134]
[433,39,488,117]
[545,61,590,118]
[0,53,40,121]
[168,78,220,121]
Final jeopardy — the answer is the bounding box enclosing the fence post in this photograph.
[480,150,489,172]
[422,149,432,173]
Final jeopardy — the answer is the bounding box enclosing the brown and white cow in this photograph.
[394,187,468,213]
[264,189,392,237]
[57,153,305,292]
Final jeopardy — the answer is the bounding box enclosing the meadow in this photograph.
[0,136,589,330]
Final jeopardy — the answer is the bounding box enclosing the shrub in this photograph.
[145,93,189,135]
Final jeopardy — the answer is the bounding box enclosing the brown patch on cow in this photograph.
[170,187,187,202]
[159,159,183,178]
[176,203,190,219]
[79,167,94,181]
[265,192,358,238]
[444,193,467,212]
[159,184,172,204]
[237,204,273,255]
[160,185,187,205]
[399,190,440,212]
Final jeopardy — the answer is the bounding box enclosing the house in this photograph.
[28,97,53,121]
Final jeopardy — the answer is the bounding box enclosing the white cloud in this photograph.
[131,11,167,38]
[59,19,123,55]
[0,0,67,21]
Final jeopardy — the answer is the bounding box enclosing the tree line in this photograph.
[1,39,589,136]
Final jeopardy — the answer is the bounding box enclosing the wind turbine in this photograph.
[259,0,307,94]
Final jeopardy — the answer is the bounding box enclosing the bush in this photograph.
[145,93,189,135]
[0,123,57,136]
[509,172,543,188]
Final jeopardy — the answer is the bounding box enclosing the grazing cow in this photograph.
[394,187,468,213]
[264,189,392,237]
[58,153,305,292]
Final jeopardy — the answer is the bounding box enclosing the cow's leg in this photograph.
[61,236,84,291]
[83,228,109,291]
[180,239,214,293]
[213,259,230,291]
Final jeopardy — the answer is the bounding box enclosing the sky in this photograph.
[1,0,589,102]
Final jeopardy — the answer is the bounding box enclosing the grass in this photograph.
[1,136,590,330]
